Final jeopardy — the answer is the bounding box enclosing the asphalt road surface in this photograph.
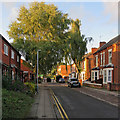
[49,85,118,119]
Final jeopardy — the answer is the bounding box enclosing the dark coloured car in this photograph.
[68,78,81,88]
[47,77,51,82]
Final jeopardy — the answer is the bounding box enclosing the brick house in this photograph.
[0,34,21,80]
[91,35,120,90]
[79,48,98,84]
[21,59,34,82]
[57,65,71,80]
[69,63,78,79]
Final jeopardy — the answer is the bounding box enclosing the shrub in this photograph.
[24,82,36,96]
[2,74,37,96]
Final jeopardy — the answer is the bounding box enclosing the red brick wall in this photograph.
[10,49,20,69]
[21,59,33,81]
[2,40,10,66]
[57,65,71,78]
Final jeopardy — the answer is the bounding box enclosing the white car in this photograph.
[68,78,81,88]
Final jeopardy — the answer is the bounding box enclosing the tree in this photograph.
[66,19,87,73]
[7,2,70,74]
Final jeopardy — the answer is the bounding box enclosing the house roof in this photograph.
[83,52,92,58]
[0,34,21,56]
[92,67,100,70]
[103,64,114,68]
[94,35,120,54]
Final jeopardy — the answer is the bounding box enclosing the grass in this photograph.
[2,89,34,119]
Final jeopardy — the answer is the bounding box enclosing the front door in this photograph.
[95,72,97,81]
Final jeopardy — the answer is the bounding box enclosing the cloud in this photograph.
[102,2,118,23]
[9,7,19,22]
[68,4,98,23]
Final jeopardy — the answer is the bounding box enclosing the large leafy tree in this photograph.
[7,2,70,74]
[66,19,88,73]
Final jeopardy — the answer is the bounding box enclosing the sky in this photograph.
[0,0,119,53]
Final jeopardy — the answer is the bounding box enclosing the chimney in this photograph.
[99,42,106,47]
[91,48,97,53]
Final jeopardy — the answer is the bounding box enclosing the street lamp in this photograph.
[37,50,41,93]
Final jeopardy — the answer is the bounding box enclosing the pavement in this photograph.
[73,86,119,107]
[26,84,57,119]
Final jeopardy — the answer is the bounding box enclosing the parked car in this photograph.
[68,78,81,88]
[59,78,65,83]
[47,77,51,82]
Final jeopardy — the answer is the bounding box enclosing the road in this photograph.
[48,83,118,119]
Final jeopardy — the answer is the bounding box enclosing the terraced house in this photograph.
[0,34,21,81]
[91,35,120,90]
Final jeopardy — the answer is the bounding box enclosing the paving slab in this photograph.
[26,85,56,119]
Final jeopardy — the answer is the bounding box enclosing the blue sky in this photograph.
[0,0,118,52]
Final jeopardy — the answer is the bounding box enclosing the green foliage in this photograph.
[2,74,25,91]
[64,19,88,72]
[2,74,36,96]
[2,89,34,118]
[2,75,12,90]
[7,2,70,75]
[24,82,36,95]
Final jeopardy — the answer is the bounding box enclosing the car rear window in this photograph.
[71,79,78,81]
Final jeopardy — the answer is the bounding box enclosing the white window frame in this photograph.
[91,70,99,81]
[95,55,98,67]
[91,72,94,81]
[100,69,103,75]
[17,55,19,62]
[108,69,112,83]
[103,68,113,84]
[12,71,14,80]
[84,61,85,70]
[108,49,112,64]
[4,44,8,56]
[81,71,85,81]
[103,52,105,66]
[100,53,102,66]
[103,70,107,84]
[11,50,14,59]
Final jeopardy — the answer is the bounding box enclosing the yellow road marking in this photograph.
[50,88,69,120]
[50,90,64,119]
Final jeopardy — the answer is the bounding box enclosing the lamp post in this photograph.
[37,50,41,93]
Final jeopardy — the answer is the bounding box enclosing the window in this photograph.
[108,70,112,82]
[84,61,85,69]
[103,70,107,83]
[4,44,8,56]
[17,56,19,62]
[100,69,103,75]
[108,49,112,64]
[82,73,85,80]
[12,71,14,80]
[95,55,98,67]
[11,50,14,59]
[91,72,94,81]
[95,72,97,80]
[100,53,102,66]
[103,52,105,65]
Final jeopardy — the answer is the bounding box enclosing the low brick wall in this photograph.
[83,82,103,89]
[111,83,120,91]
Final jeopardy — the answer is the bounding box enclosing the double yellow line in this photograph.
[50,88,69,120]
